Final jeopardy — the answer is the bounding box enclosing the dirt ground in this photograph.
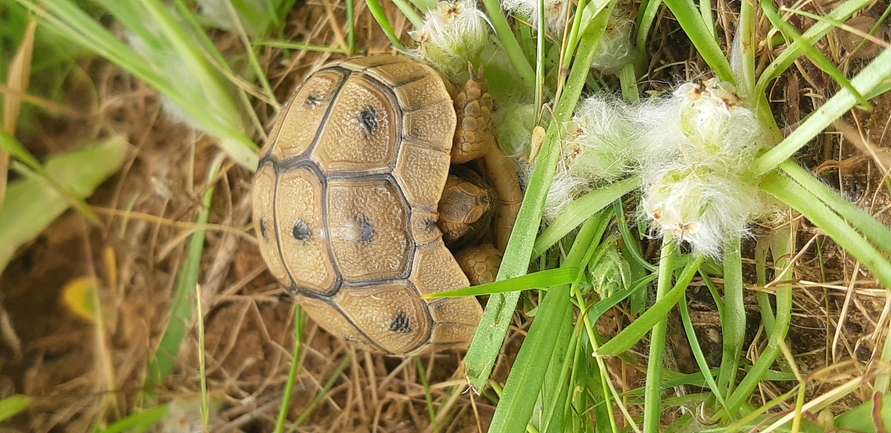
[1,0,890,432]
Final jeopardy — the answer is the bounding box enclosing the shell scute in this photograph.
[312,76,398,174]
[327,178,412,282]
[393,142,450,212]
[265,70,344,160]
[275,166,337,295]
[252,164,291,285]
[334,283,432,354]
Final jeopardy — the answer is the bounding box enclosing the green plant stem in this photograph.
[642,239,676,433]
[533,0,545,118]
[717,237,745,397]
[723,215,795,416]
[487,216,604,433]
[274,306,306,433]
[761,170,891,289]
[346,0,356,53]
[748,47,891,177]
[481,0,535,93]
[464,19,605,391]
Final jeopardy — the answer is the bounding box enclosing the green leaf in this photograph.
[146,154,224,387]
[748,47,891,177]
[662,0,735,83]
[0,394,31,423]
[0,136,129,273]
[423,268,578,298]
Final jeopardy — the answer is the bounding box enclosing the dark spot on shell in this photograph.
[304,92,323,107]
[292,219,312,244]
[259,217,270,241]
[389,311,411,333]
[358,106,378,135]
[358,215,375,244]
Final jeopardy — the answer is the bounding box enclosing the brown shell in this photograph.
[251,55,483,355]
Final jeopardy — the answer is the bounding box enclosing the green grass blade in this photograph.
[533,176,640,257]
[273,306,306,433]
[754,0,871,97]
[292,356,351,428]
[723,208,795,416]
[367,0,406,50]
[19,0,259,170]
[596,253,704,357]
[748,47,891,177]
[642,240,676,433]
[759,0,868,107]
[779,160,891,254]
[415,358,439,432]
[716,237,745,397]
[147,154,225,386]
[488,216,604,433]
[760,171,891,289]
[677,295,727,410]
[0,394,30,422]
[662,0,734,82]
[464,18,608,391]
[99,404,169,433]
[423,268,578,298]
[481,0,535,93]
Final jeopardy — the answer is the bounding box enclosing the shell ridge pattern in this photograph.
[340,279,435,348]
[293,289,393,354]
[276,160,344,297]
[287,66,351,163]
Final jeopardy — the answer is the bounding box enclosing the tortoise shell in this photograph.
[251,55,484,355]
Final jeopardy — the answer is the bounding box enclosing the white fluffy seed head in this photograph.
[634,80,771,257]
[409,0,490,77]
[501,0,571,34]
[493,101,537,158]
[590,11,637,73]
[543,170,591,223]
[562,95,638,182]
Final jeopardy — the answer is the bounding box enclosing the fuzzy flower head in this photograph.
[590,10,638,74]
[409,0,490,77]
[501,0,571,34]
[641,167,760,258]
[562,95,639,182]
[634,80,771,257]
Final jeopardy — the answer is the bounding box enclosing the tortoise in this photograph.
[251,55,521,355]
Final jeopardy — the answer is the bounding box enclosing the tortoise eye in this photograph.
[358,106,379,135]
[389,311,411,333]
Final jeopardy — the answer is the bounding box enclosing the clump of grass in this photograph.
[374,0,891,431]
